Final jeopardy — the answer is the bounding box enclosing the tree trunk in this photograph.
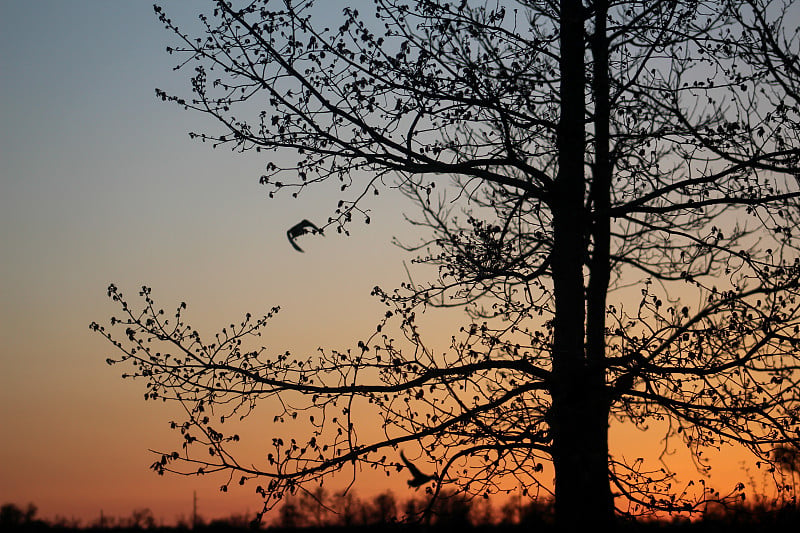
[549,0,614,528]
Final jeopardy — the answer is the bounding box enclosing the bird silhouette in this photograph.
[400,451,436,487]
[286,219,322,252]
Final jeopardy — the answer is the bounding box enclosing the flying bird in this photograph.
[400,451,436,487]
[286,219,322,252]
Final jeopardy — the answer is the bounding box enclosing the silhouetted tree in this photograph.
[124,508,156,530]
[299,487,333,527]
[771,444,800,505]
[330,490,362,527]
[773,445,800,475]
[428,490,473,527]
[207,511,253,530]
[274,498,304,529]
[366,492,399,525]
[0,503,40,529]
[400,496,423,526]
[500,500,553,527]
[93,0,800,528]
[468,496,496,526]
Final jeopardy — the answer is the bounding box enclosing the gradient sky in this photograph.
[0,0,775,525]
[0,0,417,523]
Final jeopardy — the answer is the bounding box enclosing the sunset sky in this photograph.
[0,0,779,526]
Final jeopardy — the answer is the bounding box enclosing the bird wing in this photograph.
[400,451,427,479]
[287,224,305,252]
[286,219,321,252]
[287,233,305,252]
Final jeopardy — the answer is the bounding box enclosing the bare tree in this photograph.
[773,446,800,476]
[92,0,800,528]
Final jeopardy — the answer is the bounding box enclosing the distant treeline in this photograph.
[3,490,800,532]
[1,489,544,531]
